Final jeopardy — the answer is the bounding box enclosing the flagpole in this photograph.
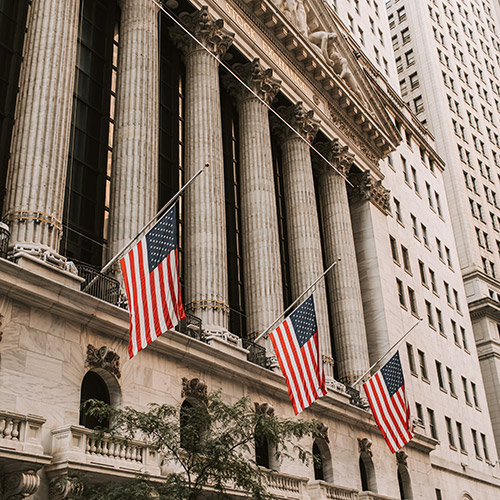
[351,317,423,389]
[253,258,341,344]
[83,163,208,292]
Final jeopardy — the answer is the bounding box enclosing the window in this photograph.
[397,6,406,22]
[401,155,409,183]
[80,371,113,429]
[358,27,365,46]
[408,287,418,316]
[411,167,419,193]
[436,361,446,390]
[451,320,460,345]
[397,279,406,308]
[471,382,480,408]
[445,417,456,448]
[390,236,400,263]
[402,246,411,273]
[418,260,427,286]
[428,408,438,439]
[472,429,481,458]
[453,289,461,312]
[411,214,419,238]
[462,377,471,405]
[445,247,453,268]
[436,309,444,335]
[444,282,451,304]
[429,269,437,294]
[436,238,444,260]
[447,367,456,396]
[421,224,429,247]
[481,433,490,461]
[457,422,466,452]
[426,301,435,327]
[394,198,403,223]
[418,350,428,380]
[405,50,415,66]
[415,402,424,427]
[407,343,416,374]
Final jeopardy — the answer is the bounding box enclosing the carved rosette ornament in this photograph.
[85,345,121,379]
[254,402,275,417]
[273,102,320,143]
[226,58,281,105]
[349,170,391,214]
[170,6,234,57]
[358,437,373,457]
[315,138,355,178]
[396,450,408,467]
[2,470,40,500]
[49,476,85,500]
[182,377,208,402]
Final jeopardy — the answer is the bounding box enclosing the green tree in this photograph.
[77,391,324,499]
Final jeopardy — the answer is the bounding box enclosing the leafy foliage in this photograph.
[77,392,324,499]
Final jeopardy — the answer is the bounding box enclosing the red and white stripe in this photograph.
[270,320,326,415]
[363,373,414,453]
[121,239,184,358]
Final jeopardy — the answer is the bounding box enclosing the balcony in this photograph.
[265,470,309,498]
[74,261,124,307]
[307,480,358,499]
[50,425,161,477]
[0,410,46,457]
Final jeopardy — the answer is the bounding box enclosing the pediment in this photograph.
[240,0,401,158]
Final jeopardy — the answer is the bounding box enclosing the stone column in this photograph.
[108,0,159,258]
[273,103,334,378]
[224,59,283,342]
[4,0,80,261]
[170,7,234,332]
[314,140,370,385]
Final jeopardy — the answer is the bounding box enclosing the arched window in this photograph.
[312,438,333,482]
[180,399,208,452]
[255,429,270,468]
[359,453,377,492]
[79,371,110,429]
[397,466,413,500]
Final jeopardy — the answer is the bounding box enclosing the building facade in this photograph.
[386,0,500,461]
[0,0,499,499]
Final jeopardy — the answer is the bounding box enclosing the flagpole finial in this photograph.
[204,162,210,169]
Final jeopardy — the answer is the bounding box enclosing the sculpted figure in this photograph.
[296,0,308,36]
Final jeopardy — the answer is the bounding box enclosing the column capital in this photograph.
[170,6,234,58]
[273,102,320,143]
[349,170,391,213]
[314,138,355,177]
[225,58,281,105]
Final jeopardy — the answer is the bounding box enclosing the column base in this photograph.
[12,248,84,290]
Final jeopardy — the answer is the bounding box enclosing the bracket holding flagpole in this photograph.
[253,257,341,344]
[83,162,209,293]
[351,317,423,389]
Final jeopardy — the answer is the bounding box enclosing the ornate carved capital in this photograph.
[317,422,330,443]
[273,102,320,142]
[349,170,391,214]
[182,377,208,402]
[85,345,121,379]
[225,58,281,105]
[396,450,408,467]
[2,470,40,500]
[49,476,85,500]
[170,6,234,58]
[358,437,373,456]
[314,139,355,177]
[254,402,275,417]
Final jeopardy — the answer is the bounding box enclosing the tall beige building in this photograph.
[386,0,500,461]
[0,0,499,499]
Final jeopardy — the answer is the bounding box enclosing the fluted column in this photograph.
[170,7,234,331]
[108,0,159,257]
[224,59,283,342]
[4,0,80,258]
[315,140,370,385]
[274,103,333,378]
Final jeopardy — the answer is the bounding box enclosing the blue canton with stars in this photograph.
[145,205,177,274]
[380,352,404,397]
[289,295,318,348]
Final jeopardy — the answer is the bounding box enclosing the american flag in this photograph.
[120,205,185,358]
[269,295,327,415]
[363,352,414,453]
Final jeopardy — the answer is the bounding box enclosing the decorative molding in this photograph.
[322,354,335,366]
[396,450,408,467]
[317,422,330,443]
[49,476,85,500]
[170,6,234,58]
[85,345,121,379]
[225,58,281,105]
[273,102,320,142]
[358,437,373,456]
[2,470,40,500]
[182,377,208,402]
[254,402,275,417]
[315,138,355,177]
[349,170,391,214]
[0,312,3,343]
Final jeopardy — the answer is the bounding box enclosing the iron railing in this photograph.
[74,261,123,307]
[242,339,270,369]
[345,384,370,410]
[176,313,205,342]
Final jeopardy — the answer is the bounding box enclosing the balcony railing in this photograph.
[175,312,205,341]
[265,470,308,498]
[0,222,9,258]
[0,409,46,455]
[242,338,271,369]
[51,425,161,475]
[307,480,358,500]
[74,261,124,307]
